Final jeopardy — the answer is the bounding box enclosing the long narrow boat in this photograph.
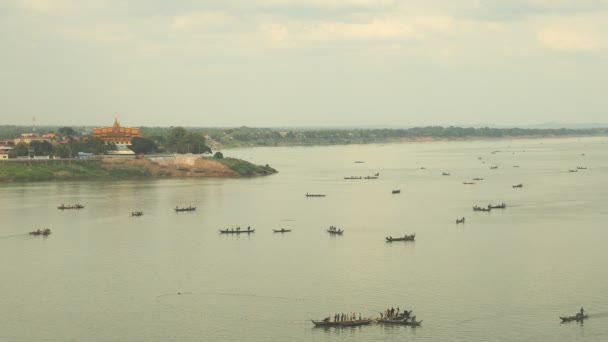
[219,228,255,234]
[306,193,326,197]
[327,229,343,235]
[377,318,422,326]
[273,229,292,233]
[174,206,196,212]
[57,204,84,210]
[386,234,415,242]
[311,319,372,327]
[560,314,588,322]
[512,184,523,188]
[489,203,506,209]
[473,205,491,212]
[29,228,51,236]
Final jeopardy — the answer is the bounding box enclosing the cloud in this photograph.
[536,23,601,51]
[479,0,607,19]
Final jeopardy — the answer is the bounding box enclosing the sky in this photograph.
[0,0,607,128]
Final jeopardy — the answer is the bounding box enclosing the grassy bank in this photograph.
[206,157,278,176]
[0,157,277,182]
[0,160,152,182]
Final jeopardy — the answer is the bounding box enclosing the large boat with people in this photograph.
[220,227,255,234]
[473,205,491,212]
[311,318,372,327]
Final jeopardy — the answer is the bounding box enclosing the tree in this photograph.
[29,140,53,156]
[9,143,29,157]
[58,127,76,137]
[214,151,223,159]
[129,137,157,154]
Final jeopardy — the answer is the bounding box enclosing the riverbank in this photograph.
[0,156,277,182]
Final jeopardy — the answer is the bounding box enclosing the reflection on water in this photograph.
[1,137,608,341]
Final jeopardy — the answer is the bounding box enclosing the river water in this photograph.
[1,137,607,342]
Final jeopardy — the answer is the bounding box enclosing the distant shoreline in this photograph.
[211,133,607,149]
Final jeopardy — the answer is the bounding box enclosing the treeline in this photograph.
[2,126,211,157]
[201,126,608,148]
[3,125,606,151]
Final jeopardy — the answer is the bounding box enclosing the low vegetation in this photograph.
[206,157,277,176]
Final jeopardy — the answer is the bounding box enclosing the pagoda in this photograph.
[92,118,141,147]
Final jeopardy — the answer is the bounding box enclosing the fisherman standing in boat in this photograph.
[580,307,585,317]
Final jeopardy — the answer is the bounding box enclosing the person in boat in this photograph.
[580,307,585,317]
[412,315,416,322]
[237,227,240,231]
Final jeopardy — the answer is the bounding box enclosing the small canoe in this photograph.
[560,314,588,323]
[273,229,292,233]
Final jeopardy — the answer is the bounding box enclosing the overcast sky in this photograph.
[1,0,607,127]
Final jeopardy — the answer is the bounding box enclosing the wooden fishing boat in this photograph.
[131,211,143,216]
[577,166,587,170]
[463,182,476,185]
[490,165,498,169]
[377,318,422,326]
[344,176,362,180]
[392,189,401,194]
[569,169,578,173]
[306,193,326,197]
[364,176,378,179]
[512,184,523,188]
[174,206,196,212]
[456,218,465,224]
[473,205,491,212]
[386,234,415,242]
[560,314,588,323]
[219,228,255,234]
[273,229,292,233]
[29,228,51,236]
[311,319,372,327]
[489,203,506,209]
[442,172,450,176]
[473,177,484,181]
[57,204,84,210]
[327,226,343,235]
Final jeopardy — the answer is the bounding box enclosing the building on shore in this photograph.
[92,119,141,155]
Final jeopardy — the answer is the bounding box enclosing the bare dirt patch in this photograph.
[101,157,238,178]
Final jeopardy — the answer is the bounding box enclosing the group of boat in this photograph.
[385,234,415,242]
[174,206,196,212]
[29,228,51,236]
[57,204,84,210]
[313,308,421,328]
